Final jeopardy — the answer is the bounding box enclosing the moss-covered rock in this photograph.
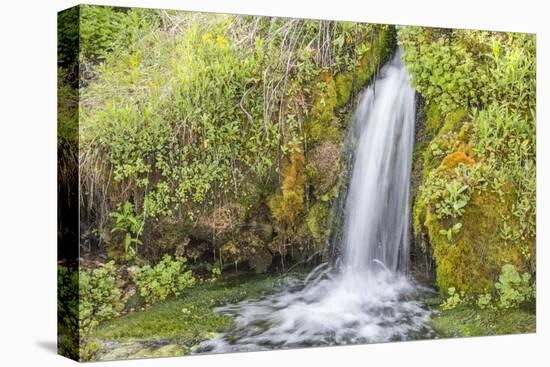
[412,102,532,296]
[421,169,528,294]
[269,147,305,228]
[190,203,247,245]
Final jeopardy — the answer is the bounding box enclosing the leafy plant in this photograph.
[495,264,535,309]
[79,261,123,334]
[133,255,196,305]
[441,181,469,218]
[441,287,464,310]
[110,201,143,259]
[476,292,493,310]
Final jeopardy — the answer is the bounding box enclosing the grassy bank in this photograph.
[89,273,290,359]
[425,295,536,338]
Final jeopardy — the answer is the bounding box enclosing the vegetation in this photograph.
[431,300,535,338]
[65,5,395,271]
[90,274,287,359]
[79,262,124,334]
[133,256,196,305]
[400,26,536,298]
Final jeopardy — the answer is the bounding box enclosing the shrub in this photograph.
[79,261,123,334]
[133,255,196,305]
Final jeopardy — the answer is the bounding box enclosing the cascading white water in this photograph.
[197,49,432,353]
[341,48,415,274]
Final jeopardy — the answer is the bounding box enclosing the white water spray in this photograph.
[197,49,431,353]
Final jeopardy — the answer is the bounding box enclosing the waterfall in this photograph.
[197,49,432,353]
[341,47,415,274]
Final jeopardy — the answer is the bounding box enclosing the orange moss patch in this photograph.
[439,151,475,171]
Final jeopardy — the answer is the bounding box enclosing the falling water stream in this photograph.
[197,49,433,353]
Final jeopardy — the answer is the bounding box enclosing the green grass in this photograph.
[91,273,286,346]
[426,295,536,338]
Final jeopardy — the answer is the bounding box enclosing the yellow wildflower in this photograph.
[216,35,227,46]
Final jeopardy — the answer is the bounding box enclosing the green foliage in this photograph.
[440,287,464,310]
[110,201,143,259]
[495,264,535,309]
[79,6,160,63]
[79,262,124,335]
[57,7,80,67]
[438,181,470,219]
[79,10,394,265]
[439,222,462,241]
[80,340,103,361]
[402,26,536,296]
[133,256,196,305]
[398,27,483,113]
[57,266,79,360]
[476,292,493,310]
[82,13,282,227]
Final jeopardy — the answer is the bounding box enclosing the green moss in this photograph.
[412,195,427,239]
[269,148,305,227]
[305,202,329,250]
[334,73,353,108]
[425,103,443,137]
[440,108,467,136]
[430,302,535,338]
[426,188,526,294]
[308,72,340,144]
[91,274,282,344]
